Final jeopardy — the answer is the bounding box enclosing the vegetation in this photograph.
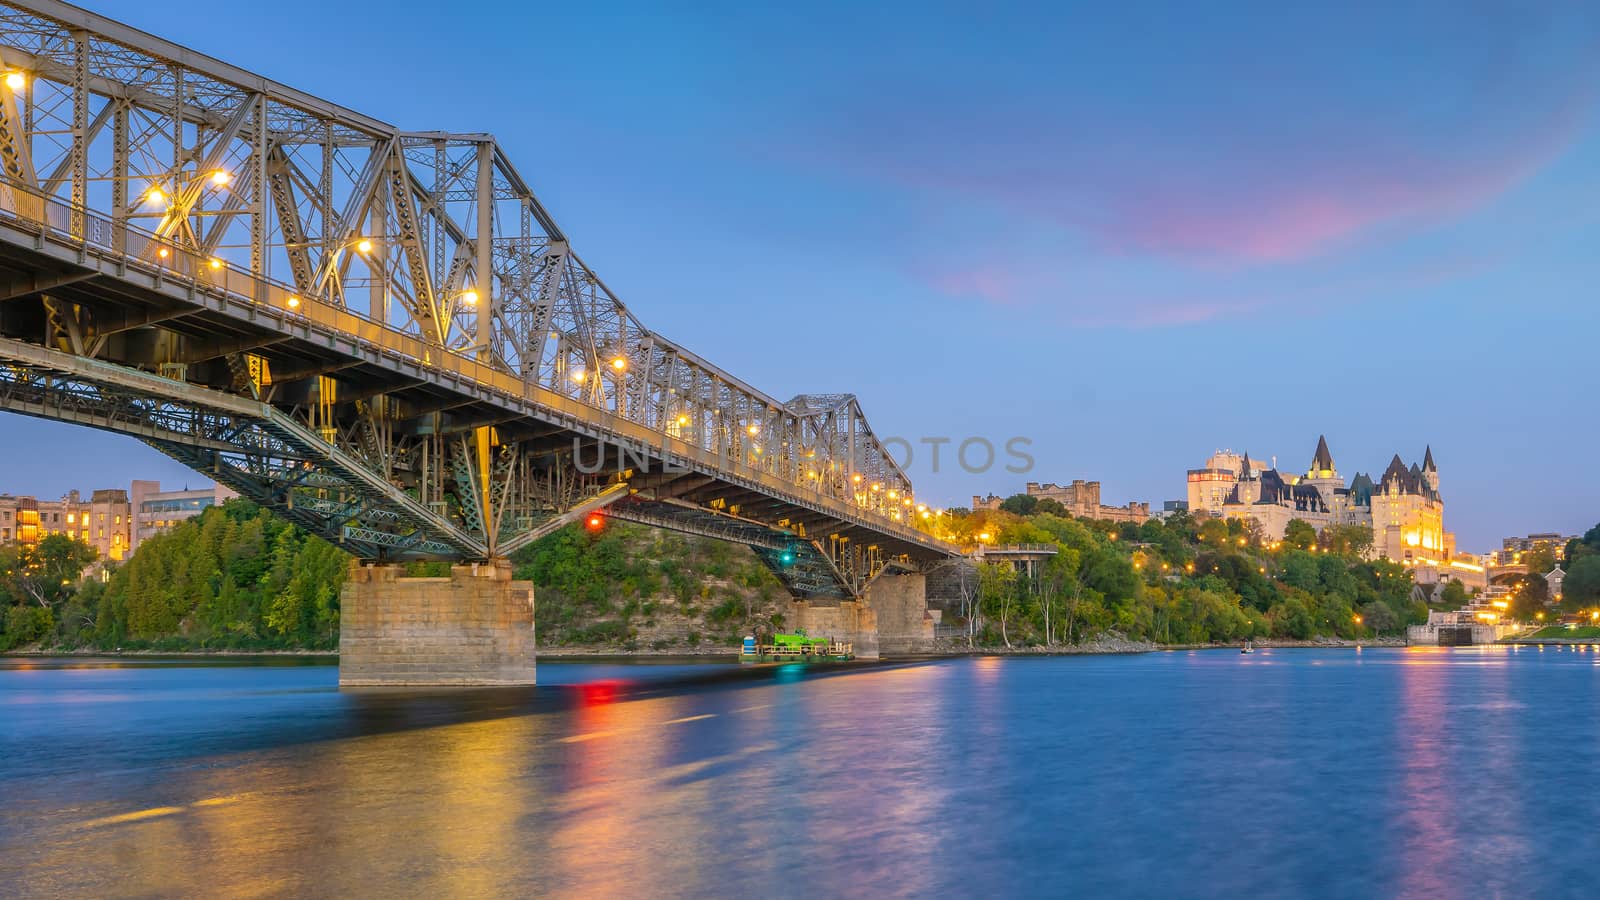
[0,499,783,653]
[509,522,783,650]
[5,492,1599,654]
[950,502,1426,647]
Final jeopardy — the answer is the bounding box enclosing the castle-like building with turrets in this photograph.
[1186,436,1453,563]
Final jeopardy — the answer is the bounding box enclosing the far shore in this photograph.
[3,636,1410,661]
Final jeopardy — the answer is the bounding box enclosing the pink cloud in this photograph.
[916,247,1508,329]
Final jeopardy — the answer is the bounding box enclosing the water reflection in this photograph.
[5,650,1600,897]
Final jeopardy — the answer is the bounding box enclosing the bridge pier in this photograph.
[339,560,537,687]
[785,600,881,659]
[863,572,938,655]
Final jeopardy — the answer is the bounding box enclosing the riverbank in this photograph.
[4,635,1408,660]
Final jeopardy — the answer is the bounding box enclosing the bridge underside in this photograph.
[0,220,951,600]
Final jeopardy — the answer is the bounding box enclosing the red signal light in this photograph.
[586,513,604,531]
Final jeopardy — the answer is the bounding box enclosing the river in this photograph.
[2,646,1597,898]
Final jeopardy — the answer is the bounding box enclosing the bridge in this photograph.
[0,1,963,683]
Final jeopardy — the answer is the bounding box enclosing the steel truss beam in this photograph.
[0,2,960,598]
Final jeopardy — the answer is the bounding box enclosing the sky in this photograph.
[2,0,1598,550]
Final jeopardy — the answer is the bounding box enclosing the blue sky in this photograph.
[3,1,1597,549]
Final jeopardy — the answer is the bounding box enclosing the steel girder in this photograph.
[0,1,925,522]
[0,2,961,597]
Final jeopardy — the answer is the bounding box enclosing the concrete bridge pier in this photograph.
[863,572,938,655]
[339,560,538,687]
[784,600,881,659]
[785,572,940,659]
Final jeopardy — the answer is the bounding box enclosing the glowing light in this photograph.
[209,169,231,187]
[851,474,862,484]
[610,356,627,371]
[585,513,604,531]
[157,247,170,259]
[570,369,586,383]
[676,414,690,426]
[461,290,478,306]
[747,423,760,436]
[144,186,166,205]
[355,238,373,254]
[208,257,223,270]
[888,490,899,499]
[286,295,301,309]
[4,71,25,90]
[977,532,992,542]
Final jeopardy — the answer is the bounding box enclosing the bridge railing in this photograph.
[0,176,955,554]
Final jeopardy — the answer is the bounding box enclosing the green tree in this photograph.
[978,562,1021,648]
[998,494,1038,516]
[1562,555,1600,612]
[1439,580,1467,608]
[1521,546,1557,580]
[1283,519,1317,551]
[1358,600,1399,635]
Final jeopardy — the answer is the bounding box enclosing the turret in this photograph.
[1423,445,1439,493]
[1308,434,1336,479]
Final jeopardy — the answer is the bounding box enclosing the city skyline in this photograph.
[0,0,1596,548]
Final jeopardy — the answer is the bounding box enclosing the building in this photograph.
[1547,565,1565,602]
[1185,436,1459,566]
[0,489,132,561]
[1185,449,1273,515]
[971,479,1150,523]
[130,480,236,551]
[1494,533,1579,566]
[1023,481,1149,523]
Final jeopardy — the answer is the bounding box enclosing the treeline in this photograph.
[0,500,347,651]
[0,499,783,652]
[952,506,1427,647]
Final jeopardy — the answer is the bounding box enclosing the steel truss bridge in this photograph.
[0,1,958,600]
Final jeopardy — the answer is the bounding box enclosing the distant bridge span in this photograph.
[0,0,960,610]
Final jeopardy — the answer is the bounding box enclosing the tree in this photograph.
[1198,518,1230,546]
[1521,546,1557,581]
[1271,596,1315,639]
[998,494,1038,516]
[978,562,1020,648]
[1358,600,1399,635]
[1283,519,1317,551]
[1035,498,1068,517]
[1321,524,1373,558]
[0,535,97,608]
[1562,555,1600,612]
[1439,579,1467,608]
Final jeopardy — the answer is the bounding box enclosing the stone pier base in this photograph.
[864,572,937,655]
[785,599,880,659]
[339,560,537,687]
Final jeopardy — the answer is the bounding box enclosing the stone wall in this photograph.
[339,560,537,687]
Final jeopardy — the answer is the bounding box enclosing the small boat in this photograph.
[740,629,854,663]
[1241,640,1254,654]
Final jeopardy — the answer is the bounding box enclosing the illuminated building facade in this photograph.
[0,489,132,561]
[1187,437,1461,568]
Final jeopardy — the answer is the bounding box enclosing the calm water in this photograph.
[2,647,1598,898]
